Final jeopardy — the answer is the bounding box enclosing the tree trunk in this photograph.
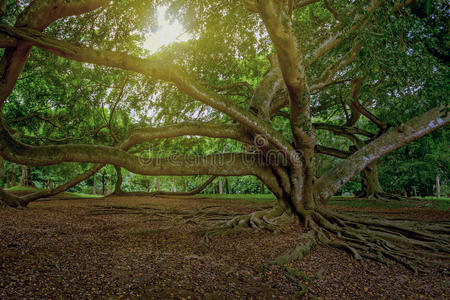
[219,178,223,194]
[260,181,265,194]
[147,181,152,192]
[20,165,31,187]
[359,161,383,198]
[436,173,441,198]
[156,177,160,191]
[92,176,96,195]
[102,173,106,195]
[11,172,16,187]
[225,178,230,194]
[113,166,123,195]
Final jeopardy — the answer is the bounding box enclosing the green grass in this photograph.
[200,193,276,203]
[417,196,450,201]
[201,193,450,210]
[327,199,411,209]
[6,185,103,199]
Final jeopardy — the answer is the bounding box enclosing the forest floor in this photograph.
[0,195,449,299]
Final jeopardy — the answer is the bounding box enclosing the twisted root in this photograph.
[203,206,295,242]
[274,208,450,272]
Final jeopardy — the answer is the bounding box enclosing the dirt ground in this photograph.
[0,196,449,299]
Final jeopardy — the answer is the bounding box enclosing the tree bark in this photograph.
[156,177,160,191]
[92,175,96,195]
[225,178,230,194]
[20,165,31,187]
[358,161,383,198]
[219,179,223,194]
[113,166,123,194]
[101,172,106,195]
[436,173,441,198]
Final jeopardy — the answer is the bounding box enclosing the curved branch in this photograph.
[20,164,104,205]
[250,56,287,119]
[0,124,277,187]
[0,25,297,163]
[314,106,449,204]
[0,163,104,207]
[345,78,363,126]
[121,122,251,151]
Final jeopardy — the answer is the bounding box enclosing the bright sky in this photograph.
[143,6,191,53]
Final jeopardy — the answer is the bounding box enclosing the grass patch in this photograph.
[200,194,449,210]
[200,193,276,203]
[328,199,411,209]
[6,185,103,199]
[328,197,450,211]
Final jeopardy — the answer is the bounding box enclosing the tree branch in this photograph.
[0,24,297,163]
[121,122,251,151]
[314,106,449,203]
[315,145,351,159]
[293,0,320,10]
[313,123,374,138]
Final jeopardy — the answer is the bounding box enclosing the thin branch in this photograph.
[315,145,352,159]
[10,113,61,128]
[293,0,320,10]
[313,123,374,138]
[213,81,254,96]
[324,0,339,21]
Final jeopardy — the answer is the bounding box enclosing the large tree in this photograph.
[0,0,448,270]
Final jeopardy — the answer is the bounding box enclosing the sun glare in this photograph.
[144,6,190,53]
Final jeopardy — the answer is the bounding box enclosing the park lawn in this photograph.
[201,193,450,210]
[6,185,103,199]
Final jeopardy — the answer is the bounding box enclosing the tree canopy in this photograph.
[0,0,448,271]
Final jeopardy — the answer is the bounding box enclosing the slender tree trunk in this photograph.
[101,173,106,195]
[147,181,152,192]
[156,177,160,191]
[225,178,230,194]
[219,178,223,194]
[92,176,96,195]
[20,165,31,187]
[11,172,16,187]
[260,181,265,194]
[436,173,441,198]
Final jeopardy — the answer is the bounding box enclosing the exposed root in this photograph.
[283,267,309,298]
[203,206,295,242]
[256,206,450,273]
[308,208,450,272]
[273,231,316,265]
